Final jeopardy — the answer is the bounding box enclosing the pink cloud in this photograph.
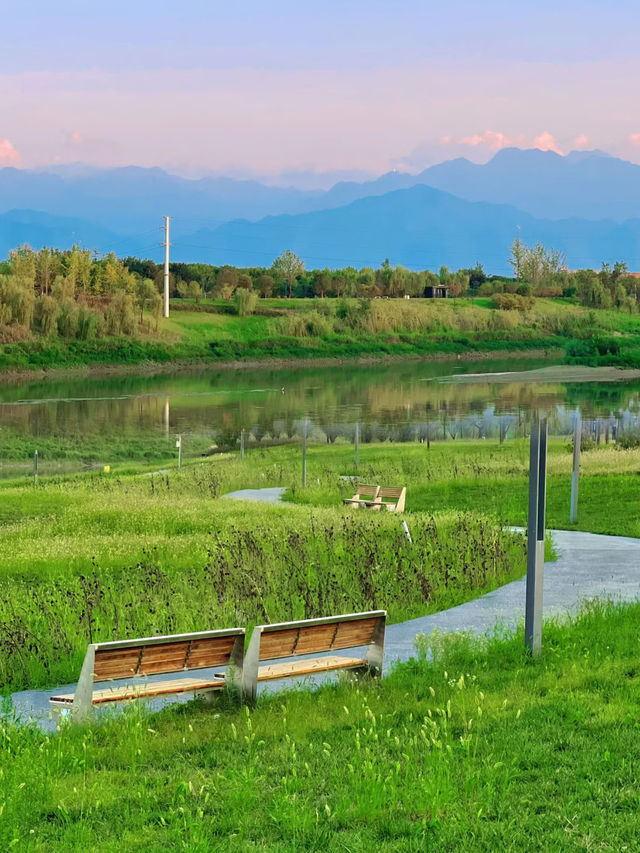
[532,131,562,153]
[0,138,21,166]
[630,133,640,145]
[573,134,589,148]
[458,130,523,151]
[70,131,82,144]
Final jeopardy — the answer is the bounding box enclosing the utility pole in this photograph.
[163,215,170,319]
[176,434,182,468]
[33,450,38,486]
[354,422,360,471]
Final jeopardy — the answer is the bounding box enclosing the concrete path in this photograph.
[222,486,287,503]
[386,529,640,662]
[8,527,640,731]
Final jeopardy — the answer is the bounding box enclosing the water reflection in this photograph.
[0,359,639,474]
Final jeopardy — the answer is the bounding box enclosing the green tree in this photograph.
[272,250,304,298]
[136,278,158,322]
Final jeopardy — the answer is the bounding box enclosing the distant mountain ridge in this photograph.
[176,184,640,273]
[3,150,640,271]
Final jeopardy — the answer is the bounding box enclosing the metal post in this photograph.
[240,428,245,459]
[302,420,307,487]
[354,422,360,471]
[177,434,182,468]
[570,413,581,524]
[163,399,170,437]
[34,450,38,485]
[163,215,170,319]
[525,415,547,656]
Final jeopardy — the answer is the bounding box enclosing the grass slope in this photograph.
[3,296,640,372]
[2,600,639,850]
[0,455,525,691]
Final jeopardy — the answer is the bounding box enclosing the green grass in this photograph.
[7,295,640,372]
[282,438,640,538]
[0,453,526,691]
[2,600,639,850]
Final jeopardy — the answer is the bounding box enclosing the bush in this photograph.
[233,288,259,317]
[492,293,535,311]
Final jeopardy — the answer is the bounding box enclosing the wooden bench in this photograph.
[50,627,245,723]
[242,610,386,703]
[376,486,406,513]
[343,484,380,508]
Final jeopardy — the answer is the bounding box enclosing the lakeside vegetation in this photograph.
[2,600,639,850]
[0,451,526,692]
[2,433,639,692]
[2,244,640,371]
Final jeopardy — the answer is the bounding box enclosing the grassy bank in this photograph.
[280,438,640,538]
[0,456,525,692]
[2,296,640,373]
[2,600,639,850]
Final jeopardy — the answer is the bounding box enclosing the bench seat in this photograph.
[257,655,366,682]
[242,611,386,702]
[51,676,226,706]
[50,627,245,722]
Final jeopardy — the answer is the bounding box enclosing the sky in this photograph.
[2,0,640,182]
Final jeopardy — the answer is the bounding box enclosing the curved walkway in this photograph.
[9,492,640,729]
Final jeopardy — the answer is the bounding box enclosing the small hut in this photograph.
[424,284,449,298]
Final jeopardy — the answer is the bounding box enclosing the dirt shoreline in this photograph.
[0,348,564,384]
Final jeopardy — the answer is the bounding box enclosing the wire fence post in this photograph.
[354,421,360,471]
[302,420,308,488]
[33,450,38,486]
[570,412,581,524]
[240,428,245,459]
[525,414,547,657]
[177,434,182,469]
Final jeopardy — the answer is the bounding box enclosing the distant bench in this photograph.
[50,612,386,723]
[50,628,245,722]
[343,483,406,513]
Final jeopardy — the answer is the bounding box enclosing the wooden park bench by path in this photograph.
[343,483,406,513]
[343,483,380,508]
[50,628,245,723]
[241,610,386,704]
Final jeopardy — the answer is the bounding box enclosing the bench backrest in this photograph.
[378,486,405,499]
[377,486,406,511]
[72,628,245,714]
[354,484,379,500]
[243,610,386,702]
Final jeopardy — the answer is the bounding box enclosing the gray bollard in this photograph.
[525,414,547,656]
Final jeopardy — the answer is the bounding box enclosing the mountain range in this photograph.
[2,149,640,272]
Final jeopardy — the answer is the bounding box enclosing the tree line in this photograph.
[1,241,638,344]
[0,246,162,343]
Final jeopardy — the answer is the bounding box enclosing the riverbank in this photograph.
[2,293,640,379]
[0,344,563,383]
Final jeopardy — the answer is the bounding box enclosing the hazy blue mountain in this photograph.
[420,148,640,221]
[301,149,640,222]
[4,149,640,247]
[0,166,320,236]
[0,209,121,258]
[172,185,640,273]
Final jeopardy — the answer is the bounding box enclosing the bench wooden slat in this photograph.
[258,629,299,661]
[257,656,366,682]
[51,676,225,705]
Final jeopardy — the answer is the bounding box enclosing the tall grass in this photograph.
[1,600,639,850]
[0,491,524,690]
